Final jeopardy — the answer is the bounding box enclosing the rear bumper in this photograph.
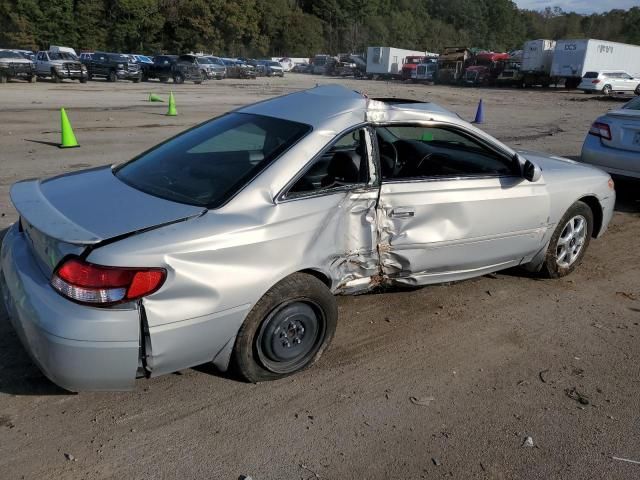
[581,134,640,179]
[0,224,140,391]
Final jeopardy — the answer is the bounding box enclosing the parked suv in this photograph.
[142,55,177,82]
[257,60,285,77]
[579,71,640,95]
[81,52,142,82]
[35,47,88,83]
[173,55,205,84]
[0,49,37,83]
[199,56,226,80]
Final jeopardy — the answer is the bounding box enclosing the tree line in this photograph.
[1,0,639,57]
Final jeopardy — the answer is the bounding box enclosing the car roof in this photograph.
[237,84,461,130]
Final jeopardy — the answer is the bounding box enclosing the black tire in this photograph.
[131,75,141,83]
[232,273,337,383]
[52,70,61,83]
[79,77,87,84]
[107,70,117,82]
[602,84,612,95]
[541,201,593,278]
[173,73,184,84]
[635,85,640,96]
[160,76,169,83]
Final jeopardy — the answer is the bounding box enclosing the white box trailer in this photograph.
[366,47,431,78]
[520,39,556,87]
[522,39,555,73]
[551,39,640,89]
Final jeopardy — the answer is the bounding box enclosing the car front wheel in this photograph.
[232,273,337,382]
[541,201,593,278]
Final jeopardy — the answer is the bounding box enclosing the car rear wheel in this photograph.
[232,273,337,383]
[602,84,612,95]
[541,201,593,278]
[107,70,117,82]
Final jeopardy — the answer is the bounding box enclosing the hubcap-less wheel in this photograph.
[256,300,325,374]
[556,215,587,268]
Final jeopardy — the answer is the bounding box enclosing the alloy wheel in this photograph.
[556,215,587,268]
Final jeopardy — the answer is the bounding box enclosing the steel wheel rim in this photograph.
[556,214,587,268]
[256,299,326,374]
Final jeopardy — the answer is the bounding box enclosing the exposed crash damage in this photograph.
[1,85,615,391]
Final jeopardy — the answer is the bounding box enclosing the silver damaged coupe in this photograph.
[0,85,616,391]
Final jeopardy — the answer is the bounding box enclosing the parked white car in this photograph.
[579,71,640,95]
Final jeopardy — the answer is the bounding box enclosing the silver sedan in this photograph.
[0,85,615,391]
[581,96,640,179]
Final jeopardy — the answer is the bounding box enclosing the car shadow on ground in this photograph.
[0,228,70,396]
[611,177,640,214]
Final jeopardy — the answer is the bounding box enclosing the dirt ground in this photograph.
[0,74,639,480]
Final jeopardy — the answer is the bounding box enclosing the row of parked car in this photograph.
[0,46,288,84]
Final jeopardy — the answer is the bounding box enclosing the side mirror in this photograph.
[523,159,542,182]
[513,153,541,182]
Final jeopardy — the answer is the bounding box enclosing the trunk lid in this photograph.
[11,166,206,276]
[602,110,640,153]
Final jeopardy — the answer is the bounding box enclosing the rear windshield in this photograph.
[623,97,640,111]
[583,72,598,78]
[115,113,311,208]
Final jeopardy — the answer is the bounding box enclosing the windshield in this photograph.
[50,52,77,61]
[623,97,640,110]
[268,61,281,67]
[115,113,311,208]
[0,50,24,59]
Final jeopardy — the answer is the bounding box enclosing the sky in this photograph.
[515,0,638,14]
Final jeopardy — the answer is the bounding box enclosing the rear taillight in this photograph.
[51,257,166,305]
[589,121,612,141]
[592,79,601,84]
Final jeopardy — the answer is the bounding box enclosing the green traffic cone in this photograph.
[59,108,79,148]
[148,93,164,102]
[166,92,177,116]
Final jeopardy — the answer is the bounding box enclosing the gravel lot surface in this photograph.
[0,74,639,480]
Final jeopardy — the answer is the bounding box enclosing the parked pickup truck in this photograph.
[35,46,88,83]
[0,49,37,83]
[81,52,142,82]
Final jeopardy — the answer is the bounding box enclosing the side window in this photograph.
[287,128,370,197]
[376,125,514,180]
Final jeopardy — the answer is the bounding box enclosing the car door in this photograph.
[277,126,381,293]
[374,123,550,285]
[620,72,635,91]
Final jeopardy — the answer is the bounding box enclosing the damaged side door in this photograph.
[373,123,550,285]
[278,126,381,293]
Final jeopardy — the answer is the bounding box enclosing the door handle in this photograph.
[390,208,415,218]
